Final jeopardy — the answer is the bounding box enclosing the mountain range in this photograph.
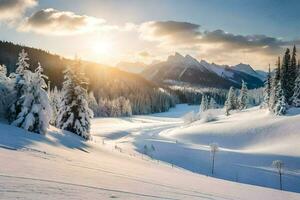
[141,53,265,89]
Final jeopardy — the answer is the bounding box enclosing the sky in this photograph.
[0,0,300,69]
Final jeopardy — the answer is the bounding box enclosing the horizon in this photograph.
[1,0,300,70]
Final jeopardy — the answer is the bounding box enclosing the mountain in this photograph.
[116,61,148,74]
[141,53,264,89]
[232,63,267,80]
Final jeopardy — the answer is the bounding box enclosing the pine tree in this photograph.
[273,81,288,115]
[263,65,272,108]
[292,74,300,107]
[200,95,209,112]
[56,61,93,139]
[238,80,248,110]
[225,87,237,115]
[11,63,51,134]
[88,91,99,116]
[8,49,31,122]
[270,57,281,110]
[281,48,291,101]
[49,86,60,126]
[287,45,297,104]
[209,97,218,109]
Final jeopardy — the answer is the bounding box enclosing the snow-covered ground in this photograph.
[1,104,300,199]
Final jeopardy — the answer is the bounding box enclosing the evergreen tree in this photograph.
[88,91,99,116]
[270,57,281,110]
[49,86,60,126]
[262,65,272,108]
[287,45,297,104]
[200,95,209,112]
[209,97,218,109]
[8,49,31,122]
[238,80,248,110]
[225,87,237,115]
[11,63,51,134]
[281,48,291,101]
[273,81,288,115]
[292,74,300,107]
[56,61,93,139]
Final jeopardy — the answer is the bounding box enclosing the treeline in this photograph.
[0,50,92,139]
[263,46,300,115]
[0,41,177,116]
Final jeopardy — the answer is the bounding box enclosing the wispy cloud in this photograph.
[139,21,201,45]
[19,8,117,35]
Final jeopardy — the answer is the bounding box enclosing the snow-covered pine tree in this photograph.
[270,57,281,110]
[11,63,51,134]
[287,45,297,104]
[49,86,60,126]
[56,61,93,139]
[281,48,291,102]
[119,96,132,116]
[238,80,248,110]
[262,65,272,108]
[200,95,209,112]
[8,49,31,122]
[209,97,218,109]
[0,65,12,117]
[225,87,237,115]
[273,81,288,115]
[292,74,300,107]
[88,91,99,116]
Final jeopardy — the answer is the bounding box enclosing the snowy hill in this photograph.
[1,105,300,199]
[142,53,264,89]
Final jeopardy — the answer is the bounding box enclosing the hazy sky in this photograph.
[1,0,300,69]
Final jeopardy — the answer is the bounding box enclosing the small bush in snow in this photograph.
[183,111,197,123]
[199,109,220,123]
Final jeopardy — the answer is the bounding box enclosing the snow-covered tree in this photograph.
[209,143,219,175]
[200,95,209,112]
[49,86,60,126]
[56,61,93,139]
[88,91,98,115]
[0,65,12,117]
[119,96,132,117]
[224,87,237,115]
[238,80,248,110]
[8,49,31,122]
[292,72,300,107]
[272,160,284,190]
[209,97,218,109]
[273,81,288,115]
[262,66,272,108]
[16,49,30,75]
[11,63,51,134]
[270,57,281,110]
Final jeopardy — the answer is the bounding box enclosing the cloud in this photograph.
[200,29,292,55]
[0,0,37,21]
[138,20,300,67]
[139,21,201,45]
[19,8,117,35]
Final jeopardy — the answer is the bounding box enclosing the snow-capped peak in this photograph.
[167,52,185,63]
[184,54,200,66]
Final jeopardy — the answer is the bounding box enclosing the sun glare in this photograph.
[91,39,114,56]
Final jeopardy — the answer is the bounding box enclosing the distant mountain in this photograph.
[141,53,264,89]
[116,61,148,74]
[232,63,266,80]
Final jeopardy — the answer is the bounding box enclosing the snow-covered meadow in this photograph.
[1,104,300,199]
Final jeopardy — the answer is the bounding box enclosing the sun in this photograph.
[91,39,113,56]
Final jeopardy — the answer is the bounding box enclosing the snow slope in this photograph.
[0,105,300,199]
[91,105,300,194]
